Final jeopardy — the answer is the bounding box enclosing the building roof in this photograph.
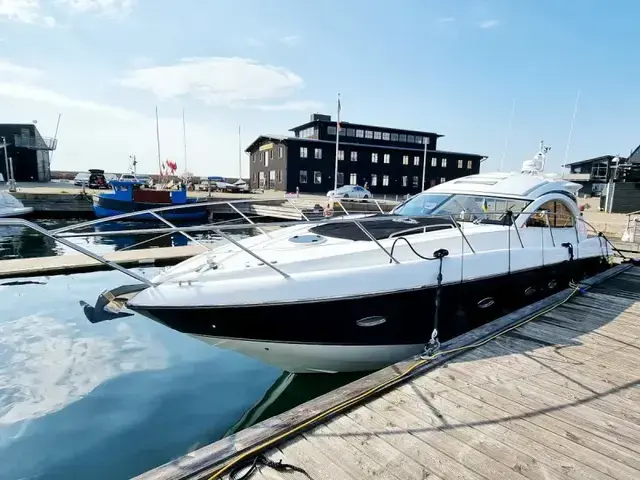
[428,172,581,199]
[289,119,443,138]
[244,134,486,159]
[563,154,624,167]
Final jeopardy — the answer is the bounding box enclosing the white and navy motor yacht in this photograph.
[91,162,611,374]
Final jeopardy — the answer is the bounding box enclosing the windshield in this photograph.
[393,193,530,223]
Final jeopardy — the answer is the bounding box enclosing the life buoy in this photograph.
[323,207,334,217]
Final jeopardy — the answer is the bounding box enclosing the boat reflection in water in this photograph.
[225,371,366,436]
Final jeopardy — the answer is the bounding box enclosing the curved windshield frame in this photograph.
[392,193,530,223]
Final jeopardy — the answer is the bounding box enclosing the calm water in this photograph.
[0,221,363,479]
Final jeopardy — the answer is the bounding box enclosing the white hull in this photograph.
[0,206,33,218]
[190,335,425,373]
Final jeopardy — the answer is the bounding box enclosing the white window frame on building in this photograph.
[371,153,378,163]
[315,148,322,159]
[374,131,382,140]
[327,126,337,135]
[264,150,270,167]
[300,147,308,158]
[299,170,307,183]
[350,151,358,162]
[356,129,364,138]
[337,172,344,186]
[440,177,446,184]
[407,135,415,143]
[278,146,284,157]
[338,150,344,161]
[383,175,390,186]
[441,158,447,167]
[350,173,357,184]
[371,174,378,186]
[390,133,399,141]
[382,132,390,141]
[402,176,408,186]
[457,159,463,168]
[414,156,420,166]
[384,154,390,164]
[314,171,322,184]
[467,160,473,169]
[399,134,407,142]
[412,176,419,187]
[365,130,373,139]
[430,179,436,187]
[431,157,437,167]
[403,155,409,165]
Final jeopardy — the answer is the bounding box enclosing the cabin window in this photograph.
[526,200,575,228]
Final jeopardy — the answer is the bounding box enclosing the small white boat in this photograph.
[0,191,33,218]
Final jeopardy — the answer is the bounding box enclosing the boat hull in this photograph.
[93,195,207,221]
[0,206,33,218]
[130,256,609,373]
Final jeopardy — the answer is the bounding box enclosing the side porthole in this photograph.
[477,297,495,309]
[356,316,387,327]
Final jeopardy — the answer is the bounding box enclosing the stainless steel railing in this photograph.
[0,203,599,285]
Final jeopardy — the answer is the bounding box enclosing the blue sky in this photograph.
[0,0,638,176]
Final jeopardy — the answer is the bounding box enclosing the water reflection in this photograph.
[0,218,260,260]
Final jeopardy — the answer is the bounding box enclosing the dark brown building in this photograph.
[246,114,485,196]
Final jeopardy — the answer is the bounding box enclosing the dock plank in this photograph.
[135,262,640,480]
[0,245,206,278]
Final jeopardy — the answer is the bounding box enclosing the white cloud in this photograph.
[57,0,136,16]
[0,58,41,80]
[118,57,316,109]
[279,35,300,46]
[0,81,140,119]
[479,19,500,29]
[0,0,56,26]
[255,100,324,112]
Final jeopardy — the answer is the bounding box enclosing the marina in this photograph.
[136,262,640,480]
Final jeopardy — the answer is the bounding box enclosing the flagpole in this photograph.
[155,106,162,175]
[333,93,341,195]
[421,136,427,191]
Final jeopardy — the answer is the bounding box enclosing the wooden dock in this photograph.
[0,245,206,279]
[135,262,640,480]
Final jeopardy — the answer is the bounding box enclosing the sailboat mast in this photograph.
[499,99,516,172]
[155,106,162,175]
[182,109,188,173]
[238,124,242,178]
[562,89,581,169]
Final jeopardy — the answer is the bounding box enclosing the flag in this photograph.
[336,94,341,131]
[481,198,488,213]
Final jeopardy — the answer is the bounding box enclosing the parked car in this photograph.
[74,170,109,189]
[119,173,152,186]
[326,185,372,200]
